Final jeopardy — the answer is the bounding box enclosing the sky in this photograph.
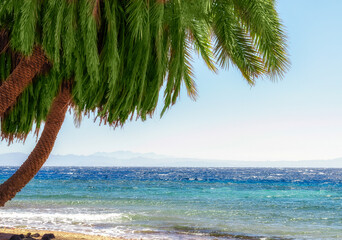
[1,0,342,162]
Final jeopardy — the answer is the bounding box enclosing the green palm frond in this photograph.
[126,0,148,41]
[212,0,264,85]
[231,0,289,79]
[189,20,216,73]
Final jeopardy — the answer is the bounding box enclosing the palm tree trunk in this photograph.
[0,46,48,115]
[0,85,71,207]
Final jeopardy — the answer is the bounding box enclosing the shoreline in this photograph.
[0,227,133,240]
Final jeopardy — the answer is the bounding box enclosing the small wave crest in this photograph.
[0,208,129,237]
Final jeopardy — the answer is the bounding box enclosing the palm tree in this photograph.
[0,0,289,206]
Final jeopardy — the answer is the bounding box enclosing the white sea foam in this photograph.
[0,211,125,222]
[0,208,131,237]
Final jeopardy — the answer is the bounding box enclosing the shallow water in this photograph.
[1,167,342,239]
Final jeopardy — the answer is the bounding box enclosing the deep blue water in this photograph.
[0,167,342,239]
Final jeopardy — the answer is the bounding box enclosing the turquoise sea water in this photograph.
[0,167,341,239]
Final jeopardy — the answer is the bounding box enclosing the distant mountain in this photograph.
[93,151,169,160]
[0,152,28,166]
[0,152,341,168]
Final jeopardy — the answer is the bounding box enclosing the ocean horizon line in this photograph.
[1,151,342,168]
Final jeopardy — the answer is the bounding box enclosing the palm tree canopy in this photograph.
[0,0,289,143]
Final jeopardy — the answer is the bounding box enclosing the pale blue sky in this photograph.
[1,0,342,161]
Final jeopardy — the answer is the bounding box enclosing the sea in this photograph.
[0,167,341,240]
